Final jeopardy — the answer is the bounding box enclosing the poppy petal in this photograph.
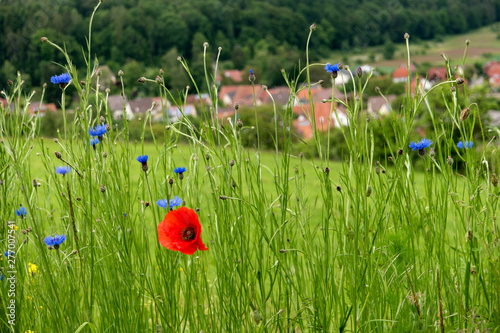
[157,207,208,255]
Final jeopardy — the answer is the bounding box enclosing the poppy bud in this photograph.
[76,197,81,201]
[456,78,465,85]
[219,195,227,200]
[145,201,150,207]
[22,229,27,235]
[234,103,239,111]
[27,227,32,232]
[100,185,106,193]
[460,107,470,121]
[118,70,124,77]
[310,23,316,31]
[159,69,164,76]
[375,166,379,175]
[491,173,499,187]
[55,151,62,159]
[447,156,453,166]
[156,76,163,84]
[33,179,38,188]
[7,80,13,87]
[23,239,27,244]
[404,33,410,39]
[229,159,235,167]
[429,148,435,158]
[237,119,243,128]
[337,62,343,70]
[169,178,174,185]
[205,154,210,161]
[388,156,393,161]
[105,88,110,94]
[382,169,386,174]
[71,250,78,255]
[102,151,107,158]
[96,68,102,76]
[324,167,330,174]
[470,265,476,275]
[450,86,456,92]
[398,148,403,155]
[41,37,48,43]
[137,77,146,83]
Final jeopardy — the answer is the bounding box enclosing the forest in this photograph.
[1,0,500,97]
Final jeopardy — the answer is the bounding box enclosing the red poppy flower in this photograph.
[157,207,208,255]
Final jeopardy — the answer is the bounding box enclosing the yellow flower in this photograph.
[10,225,18,230]
[28,263,38,275]
[25,330,34,333]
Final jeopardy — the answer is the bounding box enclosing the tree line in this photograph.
[1,0,500,100]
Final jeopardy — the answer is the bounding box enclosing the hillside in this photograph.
[1,0,500,93]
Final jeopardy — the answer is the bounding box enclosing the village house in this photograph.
[219,85,264,107]
[367,95,396,116]
[392,64,416,83]
[27,101,57,116]
[427,67,448,83]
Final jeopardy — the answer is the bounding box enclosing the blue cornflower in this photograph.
[90,138,99,147]
[157,196,182,210]
[457,141,473,149]
[409,138,433,156]
[89,124,107,139]
[174,167,187,180]
[15,207,27,217]
[169,196,182,210]
[157,199,168,209]
[0,274,3,281]
[249,69,255,82]
[50,73,71,85]
[43,234,66,250]
[137,155,149,172]
[137,155,148,164]
[4,251,14,257]
[56,166,71,175]
[325,63,340,73]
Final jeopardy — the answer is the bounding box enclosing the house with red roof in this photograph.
[27,101,57,116]
[219,85,264,107]
[428,67,448,83]
[392,64,416,83]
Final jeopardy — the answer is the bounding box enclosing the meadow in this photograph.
[1,2,500,333]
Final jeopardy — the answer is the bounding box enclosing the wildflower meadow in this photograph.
[2,2,500,332]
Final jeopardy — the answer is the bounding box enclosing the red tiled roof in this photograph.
[393,67,409,78]
[428,67,447,81]
[223,70,243,82]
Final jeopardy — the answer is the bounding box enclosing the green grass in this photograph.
[1,4,500,333]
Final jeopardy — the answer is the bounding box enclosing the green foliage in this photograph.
[2,0,500,93]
